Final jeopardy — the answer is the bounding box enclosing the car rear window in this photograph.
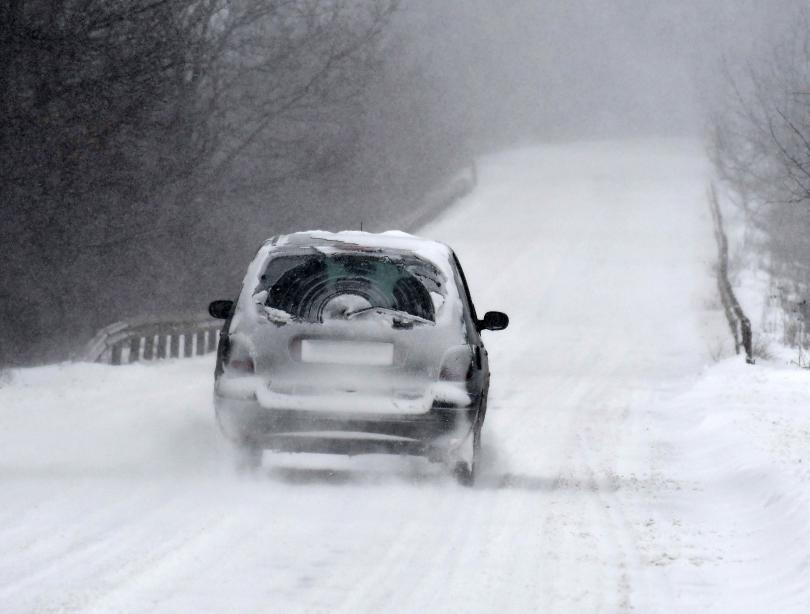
[255,251,445,323]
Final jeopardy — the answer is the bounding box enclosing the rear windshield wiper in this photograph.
[345,306,433,326]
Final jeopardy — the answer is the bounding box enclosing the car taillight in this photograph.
[439,345,474,381]
[228,357,255,373]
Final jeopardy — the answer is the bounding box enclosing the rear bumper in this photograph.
[215,394,478,456]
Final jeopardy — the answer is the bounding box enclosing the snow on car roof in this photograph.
[241,230,455,303]
[268,230,455,276]
[273,230,450,258]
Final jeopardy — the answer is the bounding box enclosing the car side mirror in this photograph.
[479,311,509,331]
[209,299,234,319]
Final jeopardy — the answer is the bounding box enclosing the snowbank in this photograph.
[644,357,810,612]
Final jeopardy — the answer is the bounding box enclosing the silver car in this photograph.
[208,231,508,484]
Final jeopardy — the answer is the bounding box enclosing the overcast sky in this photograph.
[400,0,801,148]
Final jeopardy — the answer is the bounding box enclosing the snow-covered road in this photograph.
[3,140,809,613]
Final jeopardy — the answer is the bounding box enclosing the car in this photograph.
[208,230,508,484]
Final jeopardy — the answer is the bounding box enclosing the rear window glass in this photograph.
[255,252,445,323]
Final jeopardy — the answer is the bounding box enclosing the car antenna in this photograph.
[360,220,364,231]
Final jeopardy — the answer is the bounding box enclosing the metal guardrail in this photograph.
[85,313,221,365]
[708,183,754,364]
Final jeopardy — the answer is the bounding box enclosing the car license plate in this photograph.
[300,340,394,366]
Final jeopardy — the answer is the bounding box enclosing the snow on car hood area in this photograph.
[2,139,810,613]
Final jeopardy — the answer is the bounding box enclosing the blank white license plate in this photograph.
[300,340,394,366]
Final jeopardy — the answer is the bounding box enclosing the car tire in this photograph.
[453,422,481,487]
[230,441,263,474]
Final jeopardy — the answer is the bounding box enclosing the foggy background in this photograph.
[0,0,803,365]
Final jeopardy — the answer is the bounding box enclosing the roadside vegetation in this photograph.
[708,6,810,353]
[0,0,471,365]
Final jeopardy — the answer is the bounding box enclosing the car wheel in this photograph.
[230,441,263,474]
[453,422,481,487]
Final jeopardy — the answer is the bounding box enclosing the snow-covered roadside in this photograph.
[639,357,810,612]
[0,358,223,476]
[661,184,810,611]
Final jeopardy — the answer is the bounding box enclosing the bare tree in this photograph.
[709,8,810,289]
[0,0,397,365]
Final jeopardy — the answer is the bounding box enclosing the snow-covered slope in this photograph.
[2,139,807,613]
